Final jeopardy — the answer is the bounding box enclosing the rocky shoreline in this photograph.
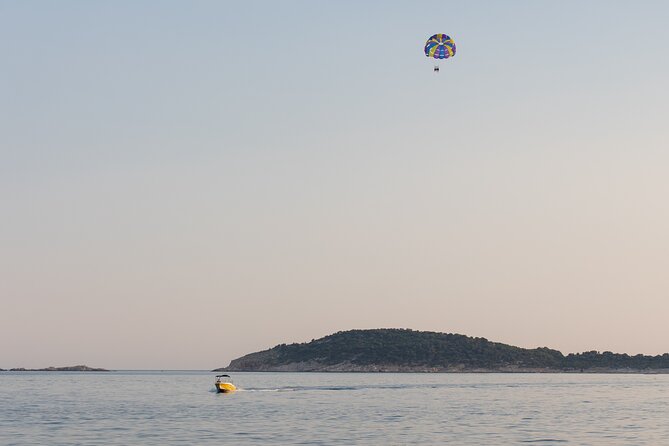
[216,362,669,374]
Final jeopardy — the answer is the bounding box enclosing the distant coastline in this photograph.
[1,365,109,372]
[214,329,669,374]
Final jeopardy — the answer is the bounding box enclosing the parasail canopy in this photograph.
[424,34,456,60]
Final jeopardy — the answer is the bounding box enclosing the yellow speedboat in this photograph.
[214,374,237,393]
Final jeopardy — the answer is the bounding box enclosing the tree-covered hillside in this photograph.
[216,329,669,372]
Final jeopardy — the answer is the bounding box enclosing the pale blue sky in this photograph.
[2,1,668,369]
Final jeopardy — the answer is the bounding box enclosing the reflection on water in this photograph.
[1,371,669,445]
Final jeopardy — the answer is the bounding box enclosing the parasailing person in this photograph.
[424,33,456,72]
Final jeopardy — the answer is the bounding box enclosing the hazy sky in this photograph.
[2,1,668,369]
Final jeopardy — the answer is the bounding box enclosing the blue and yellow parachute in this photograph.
[424,34,456,60]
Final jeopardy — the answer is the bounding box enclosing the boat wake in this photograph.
[235,382,510,393]
[236,384,413,392]
[236,388,295,392]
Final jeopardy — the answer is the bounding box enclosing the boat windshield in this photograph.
[215,374,233,383]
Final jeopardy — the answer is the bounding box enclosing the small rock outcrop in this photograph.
[7,365,109,372]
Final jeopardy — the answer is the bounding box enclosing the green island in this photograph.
[214,329,669,373]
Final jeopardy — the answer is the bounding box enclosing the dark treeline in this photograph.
[563,350,669,370]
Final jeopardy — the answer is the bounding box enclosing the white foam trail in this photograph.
[237,388,295,392]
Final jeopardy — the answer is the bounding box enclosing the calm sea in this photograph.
[2,371,668,445]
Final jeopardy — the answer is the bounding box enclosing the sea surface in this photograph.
[2,371,668,445]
